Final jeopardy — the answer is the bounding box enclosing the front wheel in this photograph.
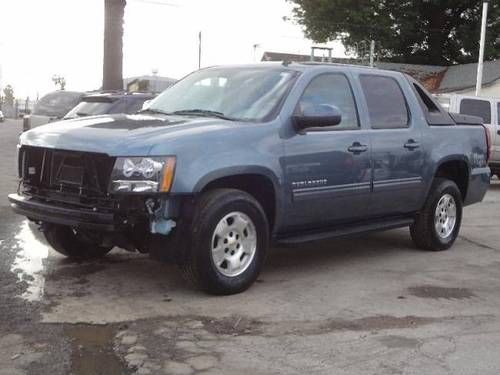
[410,178,463,251]
[179,188,269,295]
[43,224,113,259]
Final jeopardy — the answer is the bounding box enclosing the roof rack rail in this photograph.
[299,61,374,68]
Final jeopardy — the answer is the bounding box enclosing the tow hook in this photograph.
[146,198,176,235]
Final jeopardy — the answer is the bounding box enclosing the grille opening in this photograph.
[20,146,115,200]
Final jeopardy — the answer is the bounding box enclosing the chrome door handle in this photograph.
[404,140,420,150]
[348,143,368,154]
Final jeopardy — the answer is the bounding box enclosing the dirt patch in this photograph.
[408,285,475,300]
[320,315,437,333]
[378,335,420,349]
[65,324,129,375]
[200,315,264,336]
[48,264,107,281]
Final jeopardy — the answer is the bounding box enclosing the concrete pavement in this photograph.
[1,119,500,374]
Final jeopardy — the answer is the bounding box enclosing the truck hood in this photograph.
[20,113,238,156]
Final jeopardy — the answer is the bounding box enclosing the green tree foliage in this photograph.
[3,85,14,106]
[52,75,66,90]
[288,0,500,65]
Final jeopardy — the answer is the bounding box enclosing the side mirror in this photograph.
[293,104,342,131]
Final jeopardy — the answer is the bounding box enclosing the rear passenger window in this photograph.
[413,84,440,113]
[460,99,491,124]
[298,73,359,129]
[360,75,409,129]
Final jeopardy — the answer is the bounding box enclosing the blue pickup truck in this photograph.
[9,63,490,294]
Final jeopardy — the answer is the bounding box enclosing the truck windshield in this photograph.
[147,67,299,122]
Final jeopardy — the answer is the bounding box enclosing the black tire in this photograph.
[43,224,112,259]
[410,178,463,251]
[179,188,269,295]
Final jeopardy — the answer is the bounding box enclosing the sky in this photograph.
[0,0,346,99]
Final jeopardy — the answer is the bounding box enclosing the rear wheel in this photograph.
[43,224,112,259]
[179,188,269,295]
[410,178,462,251]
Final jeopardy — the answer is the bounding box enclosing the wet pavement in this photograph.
[2,119,500,374]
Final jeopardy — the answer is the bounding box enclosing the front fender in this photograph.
[192,165,281,193]
[191,165,285,232]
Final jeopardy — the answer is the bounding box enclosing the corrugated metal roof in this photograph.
[262,51,500,93]
[261,51,360,64]
[375,62,447,81]
[438,60,500,92]
[261,51,448,91]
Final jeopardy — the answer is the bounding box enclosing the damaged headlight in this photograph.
[109,156,176,193]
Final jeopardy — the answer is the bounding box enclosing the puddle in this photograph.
[65,324,128,375]
[11,220,50,301]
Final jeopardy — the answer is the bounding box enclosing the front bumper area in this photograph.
[8,193,118,231]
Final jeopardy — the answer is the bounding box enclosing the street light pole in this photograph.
[198,31,202,70]
[369,40,375,67]
[253,44,260,62]
[475,0,490,96]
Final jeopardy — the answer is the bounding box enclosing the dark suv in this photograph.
[64,92,155,119]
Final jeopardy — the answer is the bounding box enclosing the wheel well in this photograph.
[201,174,276,230]
[435,160,469,200]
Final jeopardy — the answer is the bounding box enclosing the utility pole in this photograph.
[253,44,260,62]
[476,0,489,96]
[103,0,125,91]
[369,40,375,67]
[198,31,202,69]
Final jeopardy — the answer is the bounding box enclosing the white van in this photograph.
[436,93,499,176]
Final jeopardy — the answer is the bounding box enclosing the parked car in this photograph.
[64,92,156,120]
[9,63,490,295]
[0,110,4,122]
[436,93,499,177]
[22,90,84,131]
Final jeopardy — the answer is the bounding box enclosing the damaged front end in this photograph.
[8,146,185,255]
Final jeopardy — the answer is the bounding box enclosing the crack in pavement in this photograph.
[458,235,499,251]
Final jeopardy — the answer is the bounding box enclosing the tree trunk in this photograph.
[103,0,126,91]
[423,3,448,65]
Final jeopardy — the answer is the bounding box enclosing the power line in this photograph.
[129,0,181,7]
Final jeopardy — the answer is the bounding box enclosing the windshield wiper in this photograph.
[76,112,91,117]
[171,109,235,121]
[137,108,172,116]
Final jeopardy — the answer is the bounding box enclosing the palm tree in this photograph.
[103,0,126,90]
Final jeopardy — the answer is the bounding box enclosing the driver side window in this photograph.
[298,73,359,130]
